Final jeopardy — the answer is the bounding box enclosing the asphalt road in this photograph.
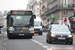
[2,32,75,50]
[0,32,3,50]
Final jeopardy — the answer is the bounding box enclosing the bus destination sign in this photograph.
[11,11,32,15]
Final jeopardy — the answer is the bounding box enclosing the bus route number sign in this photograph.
[11,11,32,15]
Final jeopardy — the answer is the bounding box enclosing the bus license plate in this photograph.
[19,34,24,36]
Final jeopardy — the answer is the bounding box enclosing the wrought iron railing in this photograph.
[45,4,74,15]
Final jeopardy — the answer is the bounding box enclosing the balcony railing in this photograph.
[42,0,46,3]
[41,13,45,17]
[45,4,74,15]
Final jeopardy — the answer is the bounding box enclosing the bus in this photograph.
[7,10,36,39]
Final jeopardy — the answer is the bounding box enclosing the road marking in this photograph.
[4,38,8,40]
[4,43,6,45]
[42,46,48,48]
[38,43,44,45]
[31,39,48,49]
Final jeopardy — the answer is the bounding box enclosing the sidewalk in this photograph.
[0,33,3,50]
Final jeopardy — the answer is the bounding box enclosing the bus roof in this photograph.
[9,10,32,12]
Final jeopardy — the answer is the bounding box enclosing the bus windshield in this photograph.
[9,15,33,27]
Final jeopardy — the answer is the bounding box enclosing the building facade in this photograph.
[41,0,74,25]
[27,0,74,25]
[26,0,40,17]
[40,0,47,26]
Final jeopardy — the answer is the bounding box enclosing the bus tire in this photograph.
[40,31,42,35]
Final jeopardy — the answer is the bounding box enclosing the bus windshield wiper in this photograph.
[24,24,31,27]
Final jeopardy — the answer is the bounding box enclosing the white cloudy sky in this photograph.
[0,0,29,12]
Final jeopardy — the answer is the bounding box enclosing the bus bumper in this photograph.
[7,33,34,37]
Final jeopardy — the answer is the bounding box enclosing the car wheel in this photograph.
[8,37,12,39]
[30,36,32,39]
[48,39,52,44]
[46,38,48,43]
[66,42,68,44]
[38,33,40,35]
[69,41,73,45]
[40,33,42,35]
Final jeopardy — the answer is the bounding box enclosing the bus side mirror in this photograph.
[33,15,36,19]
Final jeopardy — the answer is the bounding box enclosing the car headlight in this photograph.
[68,35,72,38]
[9,27,14,31]
[51,34,56,37]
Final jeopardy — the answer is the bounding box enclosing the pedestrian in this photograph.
[64,18,67,25]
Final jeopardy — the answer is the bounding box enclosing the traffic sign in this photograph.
[51,14,54,18]
[70,14,74,17]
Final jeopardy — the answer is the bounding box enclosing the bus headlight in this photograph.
[9,31,13,33]
[29,28,34,31]
[9,27,14,31]
[31,31,35,33]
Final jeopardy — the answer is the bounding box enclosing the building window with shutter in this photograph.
[63,11,68,15]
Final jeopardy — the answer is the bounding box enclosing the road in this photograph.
[2,32,75,50]
[0,34,3,50]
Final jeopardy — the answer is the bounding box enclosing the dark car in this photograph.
[46,24,73,45]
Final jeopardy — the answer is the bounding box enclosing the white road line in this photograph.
[4,43,6,45]
[31,39,48,49]
[38,43,44,46]
[4,38,8,40]
[42,46,48,48]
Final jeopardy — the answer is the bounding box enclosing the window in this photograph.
[37,8,39,10]
[37,14,39,16]
[63,11,68,15]
[42,5,45,9]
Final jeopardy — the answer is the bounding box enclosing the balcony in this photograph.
[42,0,46,3]
[45,4,74,15]
[41,13,45,17]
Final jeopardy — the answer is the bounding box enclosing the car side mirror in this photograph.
[33,15,36,19]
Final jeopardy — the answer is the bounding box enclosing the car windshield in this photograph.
[9,15,33,27]
[34,21,42,26]
[51,25,70,32]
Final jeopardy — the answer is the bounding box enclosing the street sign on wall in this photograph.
[70,14,74,17]
[51,14,54,18]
